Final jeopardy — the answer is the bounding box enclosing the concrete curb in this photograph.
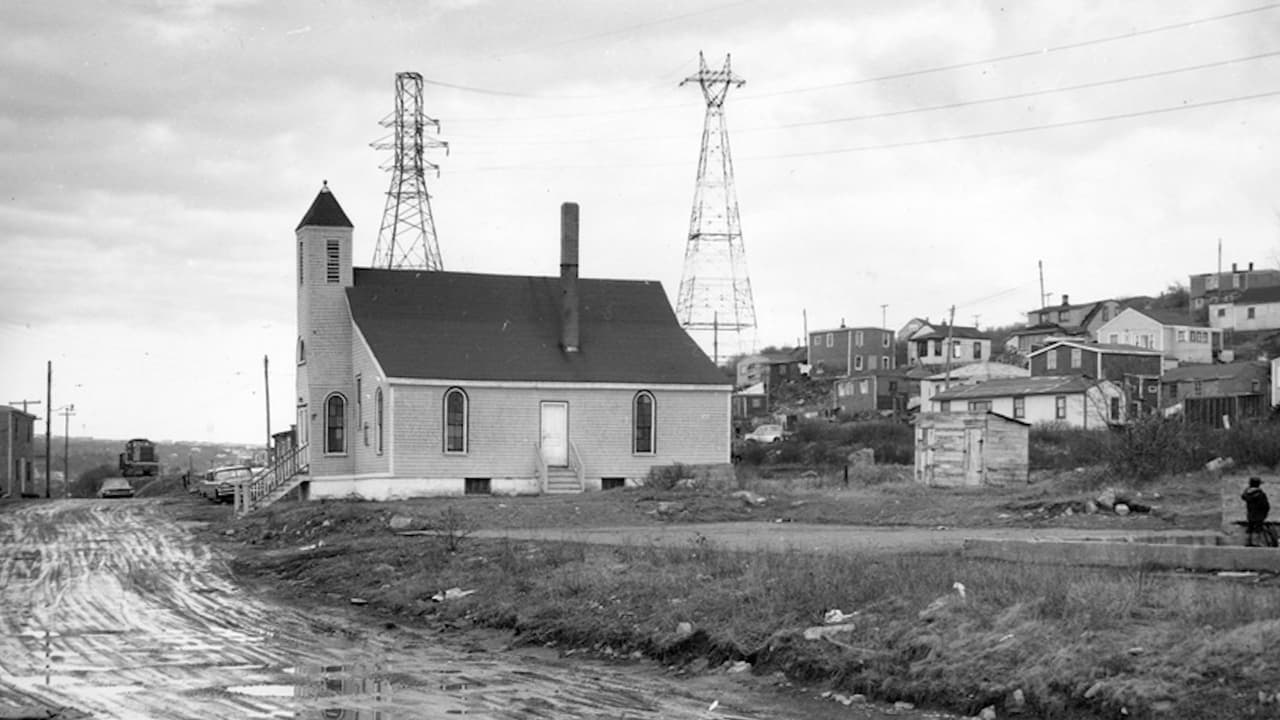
[963,537,1280,573]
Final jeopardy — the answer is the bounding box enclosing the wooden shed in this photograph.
[914,411,1029,487]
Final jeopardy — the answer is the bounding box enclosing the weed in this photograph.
[428,506,477,552]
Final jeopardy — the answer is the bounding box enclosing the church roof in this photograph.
[347,268,729,386]
[296,183,354,230]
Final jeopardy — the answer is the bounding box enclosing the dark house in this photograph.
[1028,340,1164,415]
[1162,361,1272,426]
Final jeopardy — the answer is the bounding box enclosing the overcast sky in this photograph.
[2,0,1277,444]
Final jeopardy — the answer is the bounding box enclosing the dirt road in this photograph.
[0,500,943,720]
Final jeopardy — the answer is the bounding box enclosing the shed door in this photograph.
[963,427,984,486]
[540,402,569,467]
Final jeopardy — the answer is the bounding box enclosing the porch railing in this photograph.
[235,442,309,516]
[533,442,548,494]
[568,441,584,491]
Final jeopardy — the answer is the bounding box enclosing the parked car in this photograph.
[97,477,135,499]
[197,465,255,504]
[743,424,785,443]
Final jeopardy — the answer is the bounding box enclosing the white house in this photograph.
[1095,307,1221,364]
[1208,286,1280,333]
[929,376,1124,428]
[918,361,1029,406]
[292,185,732,501]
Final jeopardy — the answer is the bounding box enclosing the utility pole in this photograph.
[1038,260,1046,311]
[972,314,981,328]
[942,306,957,392]
[263,355,272,455]
[44,361,51,499]
[59,405,75,497]
[7,399,41,414]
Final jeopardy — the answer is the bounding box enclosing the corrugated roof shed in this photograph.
[931,375,1094,401]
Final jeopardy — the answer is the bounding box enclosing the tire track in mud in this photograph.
[0,500,922,720]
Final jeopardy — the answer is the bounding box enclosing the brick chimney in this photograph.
[560,202,580,353]
[1061,294,1069,306]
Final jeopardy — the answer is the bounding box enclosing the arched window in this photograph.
[297,337,306,364]
[633,391,655,454]
[324,393,346,454]
[375,387,384,455]
[444,388,468,454]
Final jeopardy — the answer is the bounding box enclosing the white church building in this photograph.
[289,184,732,501]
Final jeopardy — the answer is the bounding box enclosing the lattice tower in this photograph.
[371,72,448,270]
[676,52,757,361]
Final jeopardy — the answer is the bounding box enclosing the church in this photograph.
[292,184,732,500]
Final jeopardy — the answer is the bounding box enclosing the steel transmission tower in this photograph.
[676,52,757,361]
[371,71,448,270]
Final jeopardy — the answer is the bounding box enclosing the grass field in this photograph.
[195,466,1280,719]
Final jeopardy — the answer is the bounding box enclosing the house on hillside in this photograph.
[1208,286,1280,333]
[735,347,807,389]
[1190,262,1280,311]
[1162,361,1272,425]
[1096,307,1222,364]
[833,368,923,416]
[292,185,731,500]
[807,325,894,377]
[919,361,1030,406]
[930,376,1124,428]
[1,405,36,497]
[914,411,1029,487]
[906,324,992,368]
[1024,295,1127,335]
[1027,340,1164,415]
[1006,323,1089,355]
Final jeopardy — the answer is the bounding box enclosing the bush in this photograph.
[1029,426,1110,470]
[1214,417,1280,468]
[1106,415,1214,483]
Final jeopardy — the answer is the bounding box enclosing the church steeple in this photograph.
[296,180,354,230]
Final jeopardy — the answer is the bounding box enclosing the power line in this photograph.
[448,86,1280,173]
[756,88,1280,161]
[770,49,1280,130]
[445,48,1280,145]
[740,2,1280,100]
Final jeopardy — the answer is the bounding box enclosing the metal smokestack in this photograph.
[560,202,580,353]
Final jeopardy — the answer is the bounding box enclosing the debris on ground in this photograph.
[823,608,856,624]
[730,490,767,507]
[431,587,476,602]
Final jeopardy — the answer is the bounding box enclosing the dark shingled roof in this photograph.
[296,184,354,230]
[347,268,728,385]
[913,324,988,340]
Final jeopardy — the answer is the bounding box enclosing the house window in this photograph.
[1070,348,1082,368]
[1039,313,1048,324]
[325,239,340,283]
[1054,396,1067,420]
[882,334,890,348]
[1169,383,1178,399]
[972,341,981,359]
[1058,310,1069,322]
[1108,334,1118,344]
[882,355,891,369]
[1248,307,1256,319]
[324,393,346,454]
[298,242,304,285]
[888,381,898,393]
[1047,351,1058,370]
[854,355,864,371]
[855,331,864,347]
[602,477,626,490]
[917,340,928,358]
[858,379,869,394]
[968,400,991,412]
[356,375,365,445]
[633,391,655,454]
[1109,397,1120,421]
[940,400,951,413]
[932,339,942,356]
[1233,274,1242,288]
[375,387,384,455]
[811,335,820,347]
[465,478,491,495]
[826,333,833,347]
[952,341,963,359]
[1013,396,1025,419]
[1251,379,1261,393]
[1217,308,1226,318]
[297,337,306,365]
[1206,276,1219,290]
[444,388,468,454]
[1176,330,1186,342]
[1192,380,1203,396]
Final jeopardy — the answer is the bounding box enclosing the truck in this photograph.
[119,438,160,477]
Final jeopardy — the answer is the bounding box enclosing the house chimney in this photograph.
[1232,262,1238,272]
[560,202,580,353]
[1249,261,1254,271]
[1061,294,1069,306]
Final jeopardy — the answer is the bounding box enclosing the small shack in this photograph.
[914,411,1029,487]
